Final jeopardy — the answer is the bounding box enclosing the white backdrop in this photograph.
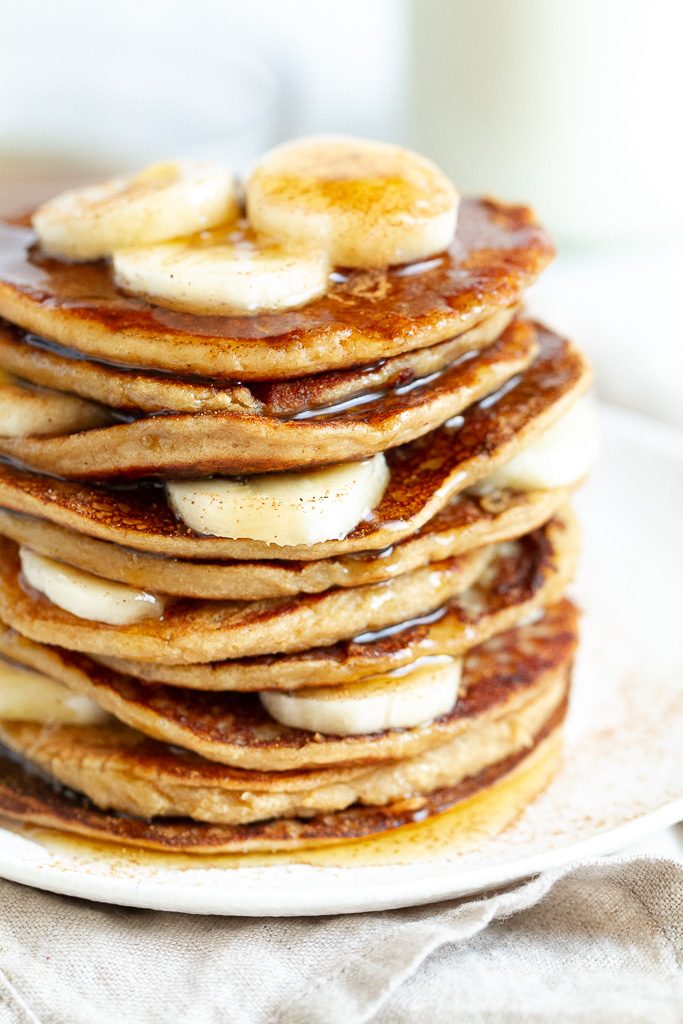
[0,0,407,169]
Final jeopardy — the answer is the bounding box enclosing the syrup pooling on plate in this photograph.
[0,703,566,858]
[2,729,563,868]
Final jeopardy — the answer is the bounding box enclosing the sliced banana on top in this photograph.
[247,135,459,268]
[19,548,168,626]
[166,454,390,546]
[260,656,462,736]
[113,225,330,315]
[32,160,238,262]
[0,659,110,725]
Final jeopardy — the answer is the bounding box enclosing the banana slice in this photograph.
[32,160,238,262]
[19,548,167,625]
[480,396,600,492]
[166,454,389,546]
[260,656,462,735]
[0,372,109,436]
[246,135,459,268]
[0,659,110,725]
[113,225,330,315]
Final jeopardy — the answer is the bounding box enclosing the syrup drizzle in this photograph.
[7,732,562,870]
[0,199,553,382]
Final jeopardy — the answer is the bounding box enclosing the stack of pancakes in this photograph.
[0,141,594,854]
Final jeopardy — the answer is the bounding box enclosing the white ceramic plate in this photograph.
[0,403,681,915]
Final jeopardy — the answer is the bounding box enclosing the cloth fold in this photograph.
[0,855,680,1024]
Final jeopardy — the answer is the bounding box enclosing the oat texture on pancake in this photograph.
[0,138,596,854]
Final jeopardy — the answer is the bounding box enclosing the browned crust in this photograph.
[91,513,579,691]
[0,325,591,559]
[0,198,554,379]
[0,534,492,664]
[0,308,516,415]
[0,512,581,688]
[0,667,566,822]
[0,701,567,853]
[0,598,579,771]
[0,484,573,600]
[0,320,537,478]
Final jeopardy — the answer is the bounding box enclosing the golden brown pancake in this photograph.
[0,319,538,477]
[0,308,515,415]
[0,325,590,557]
[0,485,572,600]
[0,534,493,663]
[0,598,578,773]
[0,198,554,379]
[0,618,571,820]
[0,514,578,702]
[96,513,578,691]
[0,714,565,852]
[0,164,589,857]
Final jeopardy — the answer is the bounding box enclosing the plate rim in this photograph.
[0,793,682,916]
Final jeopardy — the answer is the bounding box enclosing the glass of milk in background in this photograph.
[407,0,683,428]
[408,0,683,247]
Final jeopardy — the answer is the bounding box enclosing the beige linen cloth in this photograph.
[0,854,680,1024]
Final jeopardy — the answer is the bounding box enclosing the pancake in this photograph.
[0,485,573,600]
[0,597,578,773]
[0,617,572,821]
[0,534,493,663]
[0,148,590,858]
[0,325,590,559]
[1,513,578,704]
[0,198,554,379]
[0,319,538,477]
[0,308,515,415]
[0,713,565,853]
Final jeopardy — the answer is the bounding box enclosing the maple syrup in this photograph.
[0,199,554,383]
[12,731,561,872]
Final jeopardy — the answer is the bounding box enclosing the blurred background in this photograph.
[1,0,682,422]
